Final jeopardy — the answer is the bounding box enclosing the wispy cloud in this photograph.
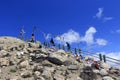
[111,29,120,34]
[103,17,113,22]
[94,8,113,22]
[55,27,107,46]
[96,38,107,46]
[94,8,103,19]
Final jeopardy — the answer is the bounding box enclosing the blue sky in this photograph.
[0,0,120,60]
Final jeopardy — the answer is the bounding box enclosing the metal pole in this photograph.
[58,44,61,49]
[78,49,82,54]
[99,54,102,61]
[103,55,106,63]
[62,45,65,50]
[47,42,50,48]
[75,48,77,54]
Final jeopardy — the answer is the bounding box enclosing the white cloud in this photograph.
[82,27,97,45]
[55,27,107,47]
[94,8,103,19]
[55,29,81,44]
[103,17,113,22]
[96,38,107,46]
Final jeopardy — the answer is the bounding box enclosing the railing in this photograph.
[42,41,120,67]
[19,28,120,68]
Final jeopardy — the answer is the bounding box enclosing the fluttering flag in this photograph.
[20,28,25,35]
[20,27,25,40]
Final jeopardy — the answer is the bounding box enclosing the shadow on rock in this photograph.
[80,66,97,80]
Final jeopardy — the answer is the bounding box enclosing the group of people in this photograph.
[20,28,84,62]
[50,38,71,52]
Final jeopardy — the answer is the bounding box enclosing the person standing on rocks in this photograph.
[50,38,55,46]
[30,33,35,42]
[66,42,71,52]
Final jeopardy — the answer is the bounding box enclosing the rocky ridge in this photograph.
[0,36,120,80]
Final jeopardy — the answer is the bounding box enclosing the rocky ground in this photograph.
[0,36,120,80]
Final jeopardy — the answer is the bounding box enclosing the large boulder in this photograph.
[48,53,68,65]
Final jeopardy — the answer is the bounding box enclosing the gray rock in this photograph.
[85,56,94,61]
[93,69,100,74]
[57,49,65,54]
[34,71,41,77]
[102,76,114,80]
[0,58,9,66]
[42,70,52,80]
[68,65,79,70]
[100,61,111,70]
[21,70,32,78]
[54,74,65,80]
[33,65,44,72]
[0,69,1,73]
[19,60,30,69]
[35,76,45,80]
[0,50,9,57]
[48,53,68,65]
[80,66,97,80]
[67,74,82,80]
[44,67,55,73]
[100,69,108,76]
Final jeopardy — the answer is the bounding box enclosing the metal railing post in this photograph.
[62,45,65,50]
[47,42,50,48]
[74,48,77,54]
[78,49,82,55]
[99,54,102,61]
[58,44,61,49]
[103,55,106,63]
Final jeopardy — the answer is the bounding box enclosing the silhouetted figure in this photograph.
[50,38,55,46]
[66,42,71,51]
[30,33,35,42]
